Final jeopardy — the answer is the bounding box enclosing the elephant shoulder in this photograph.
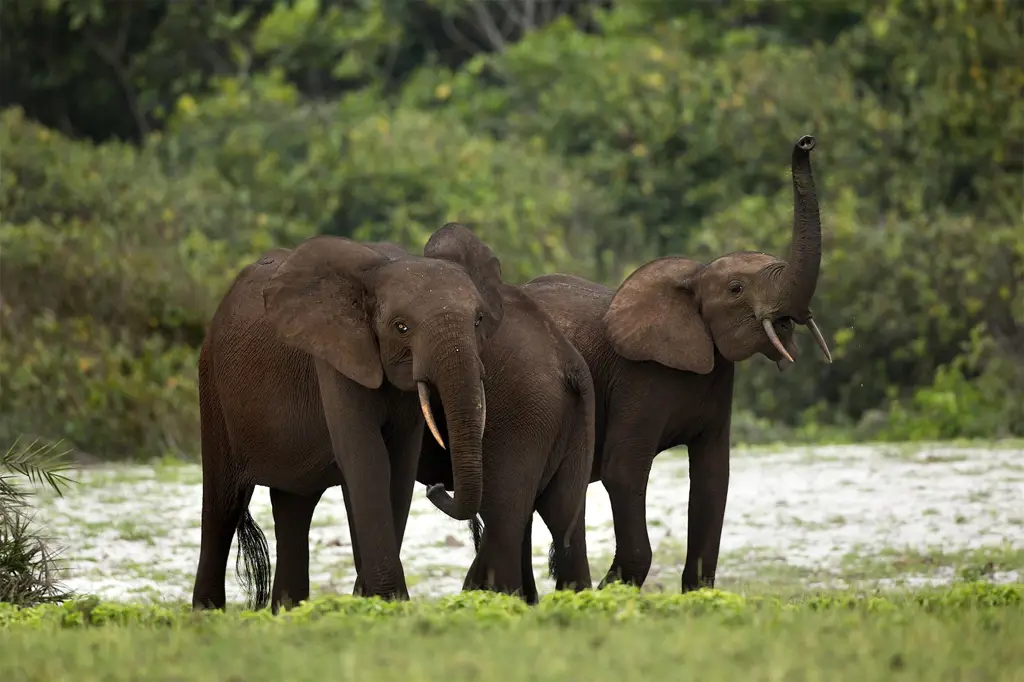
[521,275,611,329]
[205,248,293,348]
[497,287,592,380]
[523,273,611,301]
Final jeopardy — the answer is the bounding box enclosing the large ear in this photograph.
[262,235,388,389]
[603,257,714,374]
[423,223,505,336]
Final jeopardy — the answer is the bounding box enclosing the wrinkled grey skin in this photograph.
[191,234,502,612]
[416,224,597,603]
[522,136,832,592]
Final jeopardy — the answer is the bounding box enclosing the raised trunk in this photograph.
[781,135,822,322]
[423,352,485,521]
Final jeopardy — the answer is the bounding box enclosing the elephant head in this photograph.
[417,223,504,517]
[261,235,504,520]
[604,135,832,373]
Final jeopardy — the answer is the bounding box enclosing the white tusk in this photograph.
[762,318,795,364]
[417,382,446,450]
[479,381,486,434]
[806,318,833,363]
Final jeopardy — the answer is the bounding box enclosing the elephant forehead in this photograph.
[704,252,781,280]
[375,260,482,307]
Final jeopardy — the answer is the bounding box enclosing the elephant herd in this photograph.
[190,135,833,613]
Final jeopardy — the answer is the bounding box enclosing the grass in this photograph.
[0,584,1022,681]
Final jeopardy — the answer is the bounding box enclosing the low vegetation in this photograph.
[1,584,1021,681]
[0,438,75,607]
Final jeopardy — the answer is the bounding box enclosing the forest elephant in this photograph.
[191,233,503,612]
[415,224,596,603]
[521,135,832,592]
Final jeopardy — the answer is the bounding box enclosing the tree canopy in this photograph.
[1,0,1021,458]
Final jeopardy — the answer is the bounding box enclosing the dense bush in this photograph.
[0,0,1020,458]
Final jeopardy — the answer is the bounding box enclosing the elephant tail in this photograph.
[235,508,271,611]
[468,516,484,553]
[548,358,597,581]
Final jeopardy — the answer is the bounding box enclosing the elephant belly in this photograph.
[222,401,343,495]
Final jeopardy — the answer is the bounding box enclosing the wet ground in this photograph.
[30,442,1024,603]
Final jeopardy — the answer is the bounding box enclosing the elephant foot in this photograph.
[598,565,645,590]
[681,572,715,593]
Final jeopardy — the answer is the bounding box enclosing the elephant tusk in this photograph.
[479,380,486,434]
[762,318,795,364]
[417,381,446,450]
[806,318,833,364]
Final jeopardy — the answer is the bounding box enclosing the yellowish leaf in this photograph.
[434,83,453,101]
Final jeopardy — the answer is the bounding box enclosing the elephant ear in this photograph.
[603,257,714,374]
[262,235,388,389]
[423,223,505,336]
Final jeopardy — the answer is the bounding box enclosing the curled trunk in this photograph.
[781,135,822,322]
[423,353,485,521]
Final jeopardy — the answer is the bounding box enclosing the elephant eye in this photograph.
[475,313,483,327]
[394,320,410,334]
[728,281,743,295]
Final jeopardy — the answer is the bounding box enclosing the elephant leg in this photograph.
[192,395,255,610]
[193,479,255,610]
[269,488,323,612]
[468,511,532,598]
[598,432,656,588]
[519,514,539,605]
[384,421,423,556]
[339,473,366,596]
[315,362,408,600]
[536,474,592,593]
[681,419,730,592]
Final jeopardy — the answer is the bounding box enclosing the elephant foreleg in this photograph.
[680,418,731,592]
[269,488,323,613]
[385,420,424,556]
[315,360,408,600]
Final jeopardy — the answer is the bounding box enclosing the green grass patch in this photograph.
[0,583,1021,681]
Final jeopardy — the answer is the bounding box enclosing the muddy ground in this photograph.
[30,442,1024,603]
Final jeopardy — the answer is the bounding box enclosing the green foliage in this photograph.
[0,0,1021,456]
[0,582,1019,629]
[0,438,75,607]
[0,108,279,457]
[161,75,607,282]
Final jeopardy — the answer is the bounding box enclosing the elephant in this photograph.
[520,135,832,593]
[415,224,596,603]
[190,232,504,612]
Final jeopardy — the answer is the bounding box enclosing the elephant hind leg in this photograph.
[520,514,539,605]
[191,459,262,610]
[191,378,266,611]
[535,464,592,593]
[269,488,323,613]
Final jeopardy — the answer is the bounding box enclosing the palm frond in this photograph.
[1,437,75,497]
[0,436,77,606]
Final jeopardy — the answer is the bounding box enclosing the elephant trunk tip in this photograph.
[795,135,816,152]
[426,483,479,521]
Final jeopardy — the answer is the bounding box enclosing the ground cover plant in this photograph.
[1,583,1022,682]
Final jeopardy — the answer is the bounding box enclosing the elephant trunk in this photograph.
[781,135,822,322]
[420,346,485,522]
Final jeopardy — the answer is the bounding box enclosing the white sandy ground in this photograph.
[24,443,1024,604]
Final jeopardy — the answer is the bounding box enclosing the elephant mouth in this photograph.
[762,316,796,364]
[764,315,832,372]
[416,380,486,451]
